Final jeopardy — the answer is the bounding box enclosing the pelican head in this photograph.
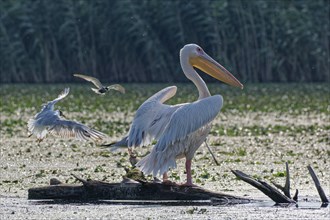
[180,44,243,89]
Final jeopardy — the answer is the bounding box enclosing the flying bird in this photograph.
[28,88,107,142]
[109,44,243,186]
[74,74,125,95]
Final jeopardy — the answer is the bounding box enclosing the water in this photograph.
[1,196,329,219]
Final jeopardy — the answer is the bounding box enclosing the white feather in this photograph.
[136,95,223,176]
[126,86,180,147]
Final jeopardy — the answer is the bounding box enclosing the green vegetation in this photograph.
[35,170,47,178]
[1,83,329,139]
[272,171,286,178]
[211,124,330,137]
[94,165,106,173]
[1,83,329,114]
[1,0,329,83]
[170,171,181,181]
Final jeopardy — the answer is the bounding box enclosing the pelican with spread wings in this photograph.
[110,44,243,186]
[28,88,107,142]
[74,74,125,95]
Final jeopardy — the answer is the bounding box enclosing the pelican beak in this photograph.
[190,53,243,89]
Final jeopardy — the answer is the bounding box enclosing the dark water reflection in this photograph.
[29,199,328,209]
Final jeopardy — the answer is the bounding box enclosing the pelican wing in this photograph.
[42,88,70,111]
[155,95,223,152]
[74,74,103,88]
[49,119,107,142]
[106,84,126,94]
[126,86,179,147]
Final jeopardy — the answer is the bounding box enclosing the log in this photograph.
[28,175,252,205]
[28,163,328,206]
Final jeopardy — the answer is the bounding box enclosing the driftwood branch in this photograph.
[271,162,294,200]
[231,170,296,204]
[292,189,299,202]
[284,162,291,198]
[307,165,329,204]
[233,163,329,206]
[28,176,251,205]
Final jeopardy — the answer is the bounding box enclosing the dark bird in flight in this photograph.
[74,74,125,95]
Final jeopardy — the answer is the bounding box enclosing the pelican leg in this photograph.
[127,148,139,167]
[162,172,176,185]
[128,147,136,156]
[186,159,193,186]
[181,159,197,187]
[163,172,169,181]
[128,148,132,154]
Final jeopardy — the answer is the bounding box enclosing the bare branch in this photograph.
[307,165,329,203]
[204,140,219,165]
[284,162,291,198]
[293,189,298,202]
[71,174,88,185]
[232,170,296,204]
[271,162,292,198]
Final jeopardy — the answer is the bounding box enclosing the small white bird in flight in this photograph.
[74,74,125,95]
[28,88,107,142]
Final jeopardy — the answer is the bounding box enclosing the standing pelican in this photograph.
[74,74,125,95]
[28,88,107,142]
[111,44,243,186]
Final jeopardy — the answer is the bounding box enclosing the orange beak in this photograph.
[190,53,243,89]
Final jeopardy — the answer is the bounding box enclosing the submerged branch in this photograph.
[284,162,291,198]
[232,170,296,204]
[271,162,292,199]
[307,165,329,204]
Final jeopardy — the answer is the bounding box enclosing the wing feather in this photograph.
[74,74,103,88]
[155,95,223,152]
[42,88,70,111]
[125,86,178,147]
[49,119,107,142]
[106,84,126,94]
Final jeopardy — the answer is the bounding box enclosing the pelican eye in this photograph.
[196,47,203,53]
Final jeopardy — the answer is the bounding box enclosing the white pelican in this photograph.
[112,44,243,186]
[28,88,107,142]
[74,74,125,95]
